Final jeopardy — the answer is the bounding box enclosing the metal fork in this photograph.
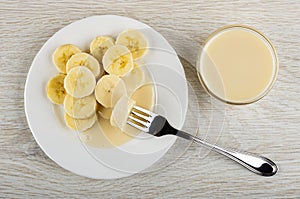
[127,105,278,176]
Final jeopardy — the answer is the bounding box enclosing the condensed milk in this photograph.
[198,25,278,104]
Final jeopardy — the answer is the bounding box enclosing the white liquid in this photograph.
[199,26,277,104]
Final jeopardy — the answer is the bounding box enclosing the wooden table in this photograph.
[1,1,299,198]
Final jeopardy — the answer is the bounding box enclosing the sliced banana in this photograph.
[97,104,113,119]
[64,113,96,131]
[46,74,66,104]
[64,94,97,119]
[94,74,127,108]
[90,36,115,62]
[64,66,96,98]
[116,29,147,60]
[52,44,81,74]
[102,45,134,77]
[122,66,145,95]
[110,96,135,130]
[66,52,101,78]
[133,62,139,68]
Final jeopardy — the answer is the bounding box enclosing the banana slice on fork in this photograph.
[110,96,135,130]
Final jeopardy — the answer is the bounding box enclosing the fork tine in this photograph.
[127,120,147,132]
[127,105,158,132]
[128,115,150,127]
[132,105,156,117]
[131,109,151,121]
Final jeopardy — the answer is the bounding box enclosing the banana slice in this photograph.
[64,113,96,131]
[46,74,66,104]
[66,52,101,78]
[94,74,127,108]
[122,66,145,95]
[97,104,113,120]
[133,62,139,68]
[53,44,81,74]
[102,45,133,77]
[110,96,135,130]
[116,29,147,60]
[64,94,97,119]
[90,36,115,62]
[64,66,96,98]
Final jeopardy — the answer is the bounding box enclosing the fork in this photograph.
[127,105,278,176]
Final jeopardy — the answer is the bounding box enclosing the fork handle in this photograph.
[176,131,278,176]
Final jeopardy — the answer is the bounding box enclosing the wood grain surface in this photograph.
[1,0,300,198]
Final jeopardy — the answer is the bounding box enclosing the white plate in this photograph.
[24,15,188,179]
